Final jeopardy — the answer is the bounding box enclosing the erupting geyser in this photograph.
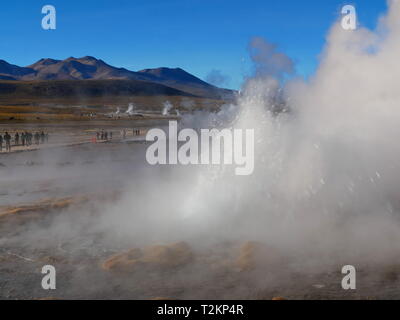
[101,0,400,271]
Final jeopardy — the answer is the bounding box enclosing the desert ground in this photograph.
[0,116,400,300]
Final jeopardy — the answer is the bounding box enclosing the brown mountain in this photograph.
[137,67,234,99]
[0,60,35,80]
[0,56,235,99]
[24,56,138,81]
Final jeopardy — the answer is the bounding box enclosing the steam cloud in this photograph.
[248,36,295,80]
[100,0,400,268]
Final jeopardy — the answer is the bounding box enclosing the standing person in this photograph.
[15,132,19,146]
[104,131,108,140]
[122,129,126,139]
[110,131,113,140]
[45,132,49,143]
[101,130,104,140]
[4,132,11,152]
[0,134,3,152]
[96,132,100,140]
[40,131,45,144]
[34,132,40,145]
[21,132,26,146]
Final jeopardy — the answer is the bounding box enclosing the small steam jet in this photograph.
[162,101,173,116]
[126,103,135,115]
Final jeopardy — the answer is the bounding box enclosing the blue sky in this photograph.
[0,0,388,89]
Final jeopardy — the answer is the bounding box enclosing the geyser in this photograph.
[100,0,400,271]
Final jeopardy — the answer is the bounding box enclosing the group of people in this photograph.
[0,131,49,152]
[96,128,142,142]
[121,128,142,140]
[96,130,113,141]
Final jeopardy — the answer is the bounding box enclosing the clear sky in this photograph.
[0,0,388,89]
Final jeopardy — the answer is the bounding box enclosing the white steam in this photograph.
[162,101,173,116]
[98,1,400,268]
[126,103,135,115]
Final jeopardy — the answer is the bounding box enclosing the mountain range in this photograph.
[0,56,234,99]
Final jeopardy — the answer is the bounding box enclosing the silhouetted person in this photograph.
[4,132,11,152]
[0,134,3,152]
[40,131,45,144]
[104,131,108,140]
[21,132,25,146]
[15,132,19,146]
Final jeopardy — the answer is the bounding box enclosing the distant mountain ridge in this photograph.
[0,56,234,99]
